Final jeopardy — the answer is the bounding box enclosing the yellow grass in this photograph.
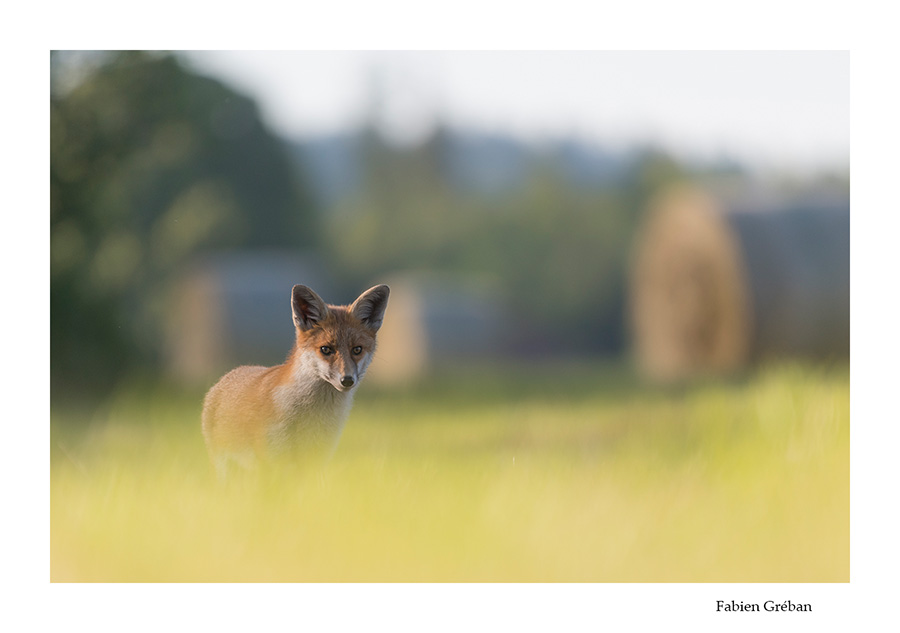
[50,362,849,582]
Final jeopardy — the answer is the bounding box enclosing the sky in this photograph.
[182,51,849,173]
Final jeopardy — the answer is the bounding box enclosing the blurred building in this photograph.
[165,251,334,384]
[166,257,511,387]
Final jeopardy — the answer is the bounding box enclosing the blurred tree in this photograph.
[51,51,318,397]
[329,129,685,355]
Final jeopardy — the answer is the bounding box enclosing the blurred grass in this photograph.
[50,361,849,582]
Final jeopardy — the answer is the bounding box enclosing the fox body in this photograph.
[201,284,390,476]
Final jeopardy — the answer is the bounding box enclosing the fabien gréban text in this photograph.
[717,601,812,612]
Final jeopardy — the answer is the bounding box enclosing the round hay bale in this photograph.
[629,184,849,382]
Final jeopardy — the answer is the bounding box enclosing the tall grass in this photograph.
[50,362,849,582]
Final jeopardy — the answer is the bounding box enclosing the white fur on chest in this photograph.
[270,351,355,451]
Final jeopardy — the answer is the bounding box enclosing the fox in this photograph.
[201,283,390,478]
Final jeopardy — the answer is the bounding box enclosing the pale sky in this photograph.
[183,51,849,172]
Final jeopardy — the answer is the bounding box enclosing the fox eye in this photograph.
[320,346,334,356]
[351,346,363,355]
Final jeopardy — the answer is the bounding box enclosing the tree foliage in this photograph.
[51,52,317,395]
[329,131,686,353]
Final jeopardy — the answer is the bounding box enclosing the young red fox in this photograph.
[201,284,390,477]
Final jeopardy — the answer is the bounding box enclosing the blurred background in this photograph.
[50,50,849,399]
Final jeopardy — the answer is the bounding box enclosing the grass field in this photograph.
[50,362,849,582]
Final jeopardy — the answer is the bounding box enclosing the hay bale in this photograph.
[629,184,849,382]
[366,273,506,386]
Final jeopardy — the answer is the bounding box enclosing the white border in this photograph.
[5,1,896,631]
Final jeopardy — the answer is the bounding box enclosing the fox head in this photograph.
[290,284,390,393]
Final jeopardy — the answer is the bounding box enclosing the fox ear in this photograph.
[292,285,329,331]
[350,284,390,332]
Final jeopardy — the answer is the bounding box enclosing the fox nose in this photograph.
[340,376,355,388]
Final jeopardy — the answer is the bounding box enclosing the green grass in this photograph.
[50,362,849,582]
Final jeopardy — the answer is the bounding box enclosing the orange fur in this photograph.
[201,284,389,477]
